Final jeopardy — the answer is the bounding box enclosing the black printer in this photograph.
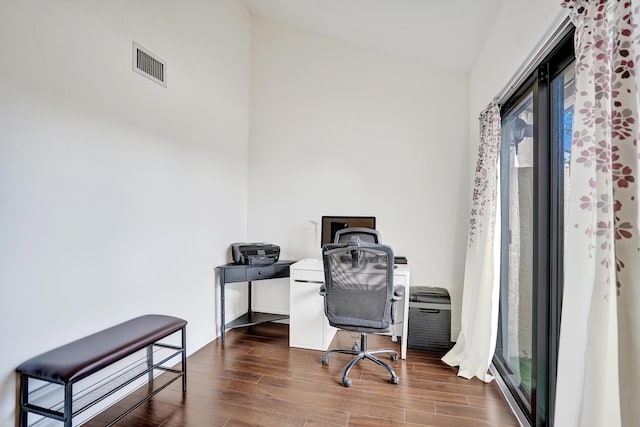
[230,243,280,266]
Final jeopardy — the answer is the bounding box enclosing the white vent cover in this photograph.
[132,42,166,87]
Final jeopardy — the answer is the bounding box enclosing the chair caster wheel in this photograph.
[390,377,399,385]
[352,342,359,352]
[390,354,398,362]
[322,355,329,365]
[342,378,352,387]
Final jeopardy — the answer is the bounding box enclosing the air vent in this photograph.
[132,42,166,87]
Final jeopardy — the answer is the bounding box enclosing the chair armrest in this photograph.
[319,284,326,296]
[390,285,405,324]
[392,285,405,302]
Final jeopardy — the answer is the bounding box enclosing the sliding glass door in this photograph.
[545,59,575,426]
[492,29,575,426]
[497,89,535,413]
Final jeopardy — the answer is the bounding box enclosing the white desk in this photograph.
[289,258,411,359]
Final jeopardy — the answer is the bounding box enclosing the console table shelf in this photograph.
[226,312,289,330]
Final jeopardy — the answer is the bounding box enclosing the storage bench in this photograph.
[16,314,187,427]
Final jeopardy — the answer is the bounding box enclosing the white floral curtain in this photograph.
[555,1,640,426]
[442,101,501,382]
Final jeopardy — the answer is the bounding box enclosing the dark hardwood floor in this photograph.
[86,323,518,426]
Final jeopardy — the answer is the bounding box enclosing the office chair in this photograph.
[334,227,381,244]
[320,239,405,387]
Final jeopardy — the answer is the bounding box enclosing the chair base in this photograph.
[322,333,399,387]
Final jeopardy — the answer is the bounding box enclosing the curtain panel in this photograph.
[442,100,501,382]
[555,1,640,426]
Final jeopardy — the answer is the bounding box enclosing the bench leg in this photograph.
[19,375,28,427]
[64,383,72,427]
[146,344,154,390]
[181,325,187,392]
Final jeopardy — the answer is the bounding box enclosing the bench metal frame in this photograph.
[18,325,187,427]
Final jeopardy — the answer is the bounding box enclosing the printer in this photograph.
[230,243,280,266]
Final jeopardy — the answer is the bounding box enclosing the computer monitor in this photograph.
[320,216,376,247]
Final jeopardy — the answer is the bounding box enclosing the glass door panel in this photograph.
[552,65,575,249]
[548,64,575,424]
[498,91,535,411]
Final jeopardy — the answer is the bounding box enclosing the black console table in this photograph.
[216,260,295,340]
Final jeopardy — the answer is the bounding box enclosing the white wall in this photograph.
[0,1,250,425]
[247,16,470,337]
[468,0,567,160]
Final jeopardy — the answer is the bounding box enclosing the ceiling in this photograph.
[243,0,503,72]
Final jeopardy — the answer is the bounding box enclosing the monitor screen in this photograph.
[320,216,376,246]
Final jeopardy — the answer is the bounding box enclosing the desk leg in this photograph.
[220,273,226,341]
[401,290,410,360]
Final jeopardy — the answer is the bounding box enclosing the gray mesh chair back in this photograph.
[321,241,403,387]
[322,243,393,333]
[333,227,381,244]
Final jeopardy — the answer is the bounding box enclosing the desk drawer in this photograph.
[247,266,275,281]
[273,263,290,278]
[291,268,324,283]
[223,268,247,283]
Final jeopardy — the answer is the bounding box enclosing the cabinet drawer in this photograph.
[247,266,275,281]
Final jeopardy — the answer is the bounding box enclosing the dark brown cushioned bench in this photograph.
[16,314,187,427]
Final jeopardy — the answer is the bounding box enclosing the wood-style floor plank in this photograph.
[84,323,518,426]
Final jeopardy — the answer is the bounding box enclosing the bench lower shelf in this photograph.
[24,346,183,426]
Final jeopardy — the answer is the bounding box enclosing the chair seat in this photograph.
[329,322,392,334]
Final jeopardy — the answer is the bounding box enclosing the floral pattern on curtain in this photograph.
[468,101,502,244]
[442,100,501,383]
[555,1,640,425]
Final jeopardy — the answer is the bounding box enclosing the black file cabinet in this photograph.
[407,286,452,352]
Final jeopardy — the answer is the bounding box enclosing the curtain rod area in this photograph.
[497,13,573,104]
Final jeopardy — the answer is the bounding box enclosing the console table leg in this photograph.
[220,274,226,341]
